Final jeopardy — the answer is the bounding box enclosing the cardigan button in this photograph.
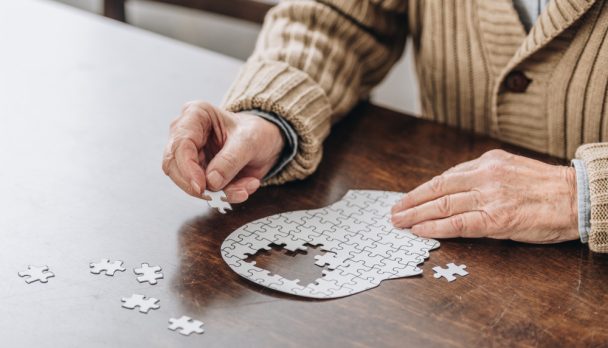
[504,71,531,93]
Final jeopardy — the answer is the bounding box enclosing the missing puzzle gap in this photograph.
[244,243,330,286]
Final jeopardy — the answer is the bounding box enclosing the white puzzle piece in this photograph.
[121,294,160,313]
[203,190,232,214]
[133,263,164,285]
[221,190,440,299]
[433,263,468,282]
[168,316,204,335]
[89,259,126,276]
[18,265,55,284]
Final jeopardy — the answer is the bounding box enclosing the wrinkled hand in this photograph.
[162,101,285,203]
[391,150,579,244]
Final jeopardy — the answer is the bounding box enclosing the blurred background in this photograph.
[53,0,421,116]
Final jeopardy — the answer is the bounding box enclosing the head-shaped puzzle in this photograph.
[222,190,439,299]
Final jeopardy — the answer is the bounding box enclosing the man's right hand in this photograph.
[162,101,285,203]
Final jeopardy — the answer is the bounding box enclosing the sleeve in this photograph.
[575,143,608,253]
[221,0,409,185]
[571,159,591,243]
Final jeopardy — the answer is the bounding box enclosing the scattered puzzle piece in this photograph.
[168,315,204,336]
[222,190,440,299]
[433,263,468,282]
[18,265,55,284]
[90,259,126,276]
[203,190,232,214]
[121,294,160,313]
[133,263,163,285]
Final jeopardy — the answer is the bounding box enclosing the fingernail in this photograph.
[246,180,260,192]
[232,190,248,202]
[391,196,406,213]
[391,213,401,226]
[207,171,222,189]
[190,180,201,195]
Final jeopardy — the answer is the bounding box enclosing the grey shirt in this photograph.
[514,0,549,31]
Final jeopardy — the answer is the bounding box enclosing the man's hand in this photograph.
[162,101,285,203]
[391,150,579,244]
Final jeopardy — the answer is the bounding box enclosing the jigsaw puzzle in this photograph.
[90,259,126,276]
[203,190,231,214]
[168,316,204,336]
[433,263,468,282]
[18,265,55,284]
[221,190,440,299]
[133,263,163,285]
[121,294,160,313]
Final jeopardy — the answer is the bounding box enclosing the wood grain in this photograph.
[175,103,608,347]
[2,1,606,347]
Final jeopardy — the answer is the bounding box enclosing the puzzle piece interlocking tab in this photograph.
[221,190,440,299]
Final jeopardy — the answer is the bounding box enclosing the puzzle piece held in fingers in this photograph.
[203,190,232,214]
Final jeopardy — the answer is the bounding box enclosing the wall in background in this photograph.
[53,0,420,115]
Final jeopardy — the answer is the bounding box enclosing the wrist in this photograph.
[565,166,580,240]
[240,112,286,162]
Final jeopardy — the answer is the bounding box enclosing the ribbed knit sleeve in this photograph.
[221,0,408,185]
[576,143,608,253]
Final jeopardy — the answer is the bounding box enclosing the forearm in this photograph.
[222,0,408,184]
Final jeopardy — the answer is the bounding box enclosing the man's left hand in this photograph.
[391,150,580,244]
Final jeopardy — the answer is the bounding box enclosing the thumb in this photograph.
[206,137,252,191]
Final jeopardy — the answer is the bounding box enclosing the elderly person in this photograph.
[162,0,608,252]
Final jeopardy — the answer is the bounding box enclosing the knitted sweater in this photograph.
[221,0,608,252]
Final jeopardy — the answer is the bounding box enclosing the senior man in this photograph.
[162,0,608,252]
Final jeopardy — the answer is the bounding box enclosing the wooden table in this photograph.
[2,1,607,347]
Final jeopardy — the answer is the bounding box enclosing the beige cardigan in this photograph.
[222,0,608,252]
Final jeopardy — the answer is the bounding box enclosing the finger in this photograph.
[223,177,261,204]
[410,211,490,239]
[206,138,253,191]
[175,138,206,195]
[391,171,477,214]
[392,191,482,228]
[179,101,227,148]
[165,160,203,198]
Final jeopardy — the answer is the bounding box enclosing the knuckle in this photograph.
[481,160,506,179]
[491,205,514,228]
[471,189,485,208]
[161,162,170,175]
[161,158,171,175]
[161,145,175,175]
[436,196,452,215]
[407,206,418,221]
[429,175,445,194]
[183,100,211,112]
[169,115,181,130]
[450,215,467,234]
[477,211,492,232]
[482,149,508,160]
[216,152,240,176]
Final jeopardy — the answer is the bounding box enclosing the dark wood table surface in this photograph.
[2,1,607,347]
